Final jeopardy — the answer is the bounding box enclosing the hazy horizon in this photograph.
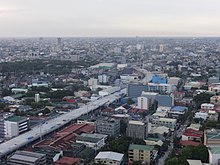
[1,0,220,37]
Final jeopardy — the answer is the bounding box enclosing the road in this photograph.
[0,88,126,158]
[157,118,190,165]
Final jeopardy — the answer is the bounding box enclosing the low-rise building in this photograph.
[95,151,124,165]
[128,144,154,164]
[201,103,215,111]
[204,129,220,147]
[76,133,108,150]
[7,151,46,165]
[181,128,203,142]
[210,96,220,106]
[153,117,177,131]
[208,147,220,165]
[53,157,81,165]
[208,110,219,121]
[168,106,188,118]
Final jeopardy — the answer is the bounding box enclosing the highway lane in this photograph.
[0,88,126,158]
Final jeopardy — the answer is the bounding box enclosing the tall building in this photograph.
[0,117,4,139]
[57,37,62,45]
[7,151,46,165]
[128,84,148,98]
[35,93,40,103]
[88,78,98,87]
[126,120,148,139]
[159,44,164,53]
[4,116,29,138]
[98,74,109,84]
[137,97,150,110]
[128,144,154,164]
[95,118,120,136]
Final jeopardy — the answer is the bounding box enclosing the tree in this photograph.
[165,157,179,165]
[127,98,134,105]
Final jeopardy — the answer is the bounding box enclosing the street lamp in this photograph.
[38,113,43,141]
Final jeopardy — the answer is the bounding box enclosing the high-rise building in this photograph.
[95,118,120,136]
[159,44,164,53]
[35,93,40,103]
[126,120,148,139]
[137,97,150,110]
[4,116,30,138]
[128,84,148,98]
[57,37,62,45]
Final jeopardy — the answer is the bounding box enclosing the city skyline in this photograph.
[0,0,220,37]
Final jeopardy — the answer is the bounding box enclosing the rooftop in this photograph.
[129,144,154,151]
[128,120,146,126]
[6,115,27,122]
[171,106,188,112]
[209,146,220,154]
[54,156,80,165]
[95,151,124,162]
[8,151,45,163]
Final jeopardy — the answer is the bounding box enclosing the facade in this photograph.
[95,151,124,165]
[168,106,188,118]
[76,133,107,150]
[201,103,215,111]
[128,144,154,164]
[181,128,203,142]
[5,115,29,138]
[98,74,109,84]
[153,118,177,131]
[147,83,175,93]
[137,97,150,110]
[208,77,220,84]
[0,117,4,139]
[128,84,148,98]
[204,129,220,147]
[208,147,220,165]
[126,120,148,139]
[208,110,219,121]
[156,94,174,107]
[210,96,220,106]
[7,151,46,165]
[95,118,120,136]
[88,78,98,87]
[168,77,181,86]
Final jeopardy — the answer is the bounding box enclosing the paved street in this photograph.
[0,88,126,158]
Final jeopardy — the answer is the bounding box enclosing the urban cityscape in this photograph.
[1,0,220,165]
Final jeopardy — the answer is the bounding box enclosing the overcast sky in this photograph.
[0,0,220,37]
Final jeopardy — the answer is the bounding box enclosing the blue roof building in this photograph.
[169,106,188,118]
[151,75,167,84]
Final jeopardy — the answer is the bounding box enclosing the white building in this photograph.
[4,116,29,138]
[35,93,40,103]
[88,78,98,87]
[153,117,177,131]
[201,103,214,110]
[98,74,109,84]
[147,83,175,93]
[76,133,108,150]
[137,97,150,110]
[95,151,124,165]
[208,147,220,165]
[194,112,208,120]
[168,77,181,86]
